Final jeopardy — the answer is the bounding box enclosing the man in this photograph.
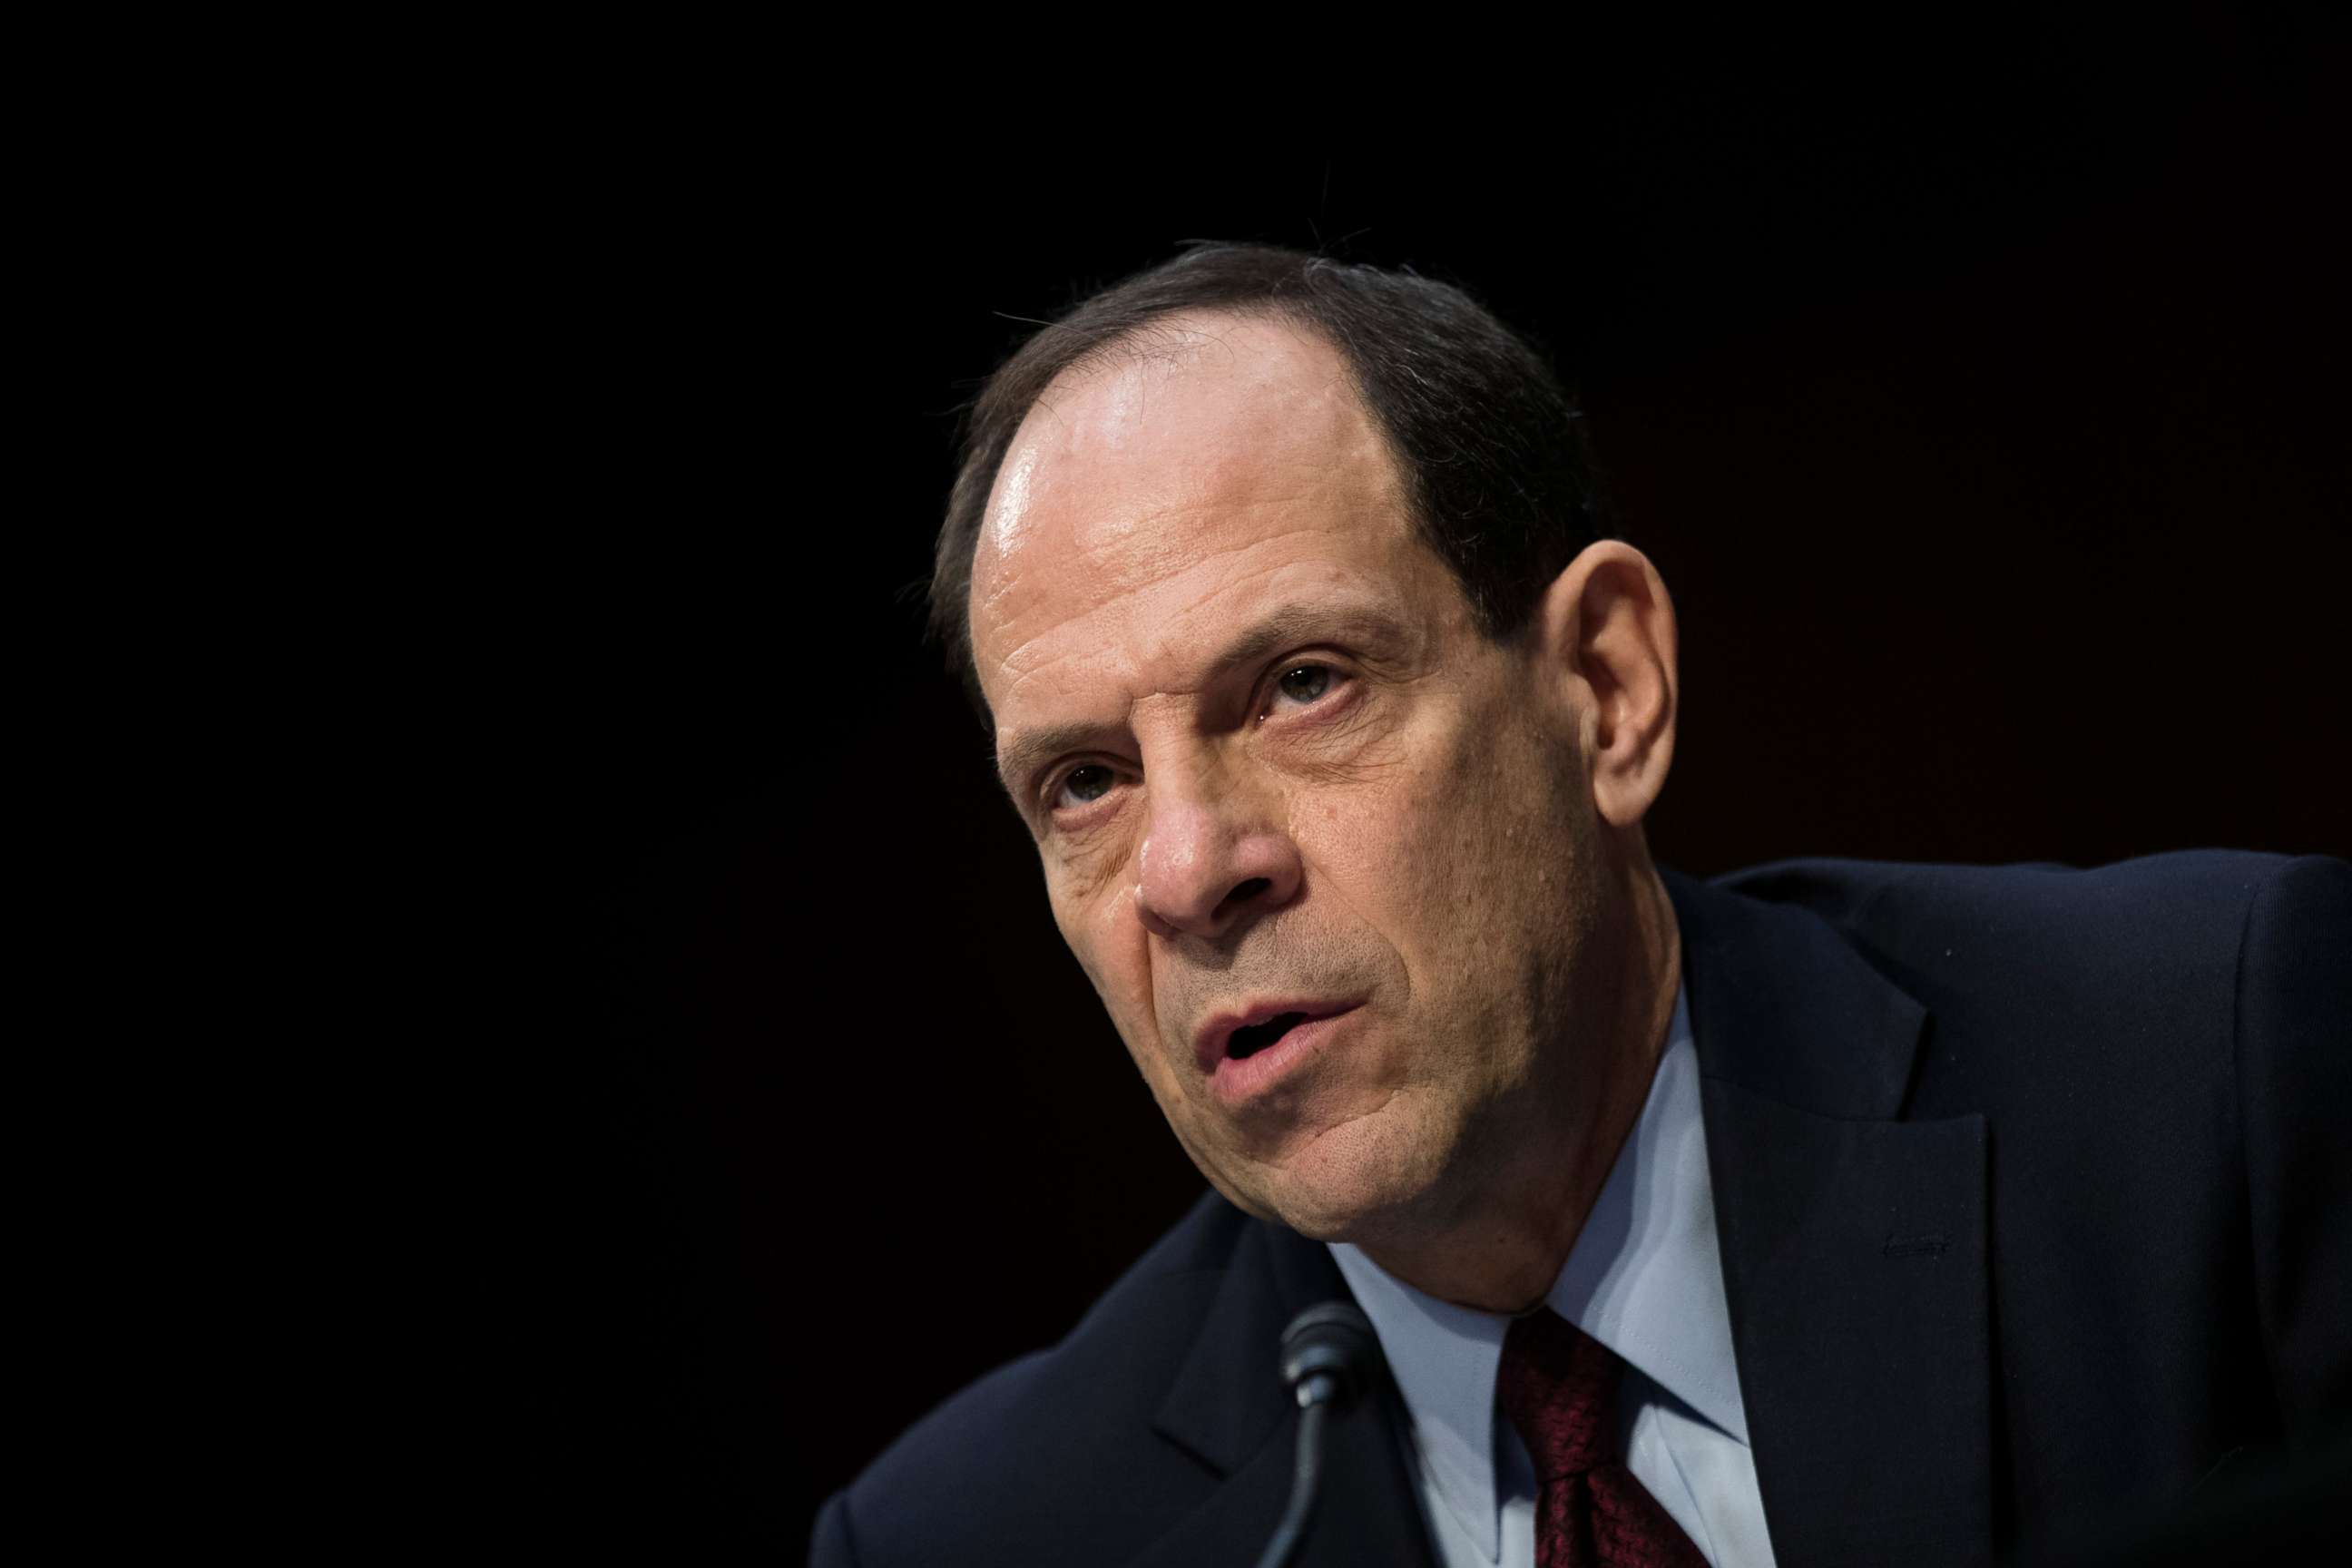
[810,245,2348,1565]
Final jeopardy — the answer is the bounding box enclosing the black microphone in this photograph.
[1251,1302,1382,1568]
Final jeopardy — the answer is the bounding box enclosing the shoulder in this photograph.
[1696,851,2348,1112]
[813,1191,1255,1567]
[1714,848,2333,936]
[1711,849,2346,1018]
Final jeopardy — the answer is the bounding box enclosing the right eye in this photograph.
[1052,763,1117,810]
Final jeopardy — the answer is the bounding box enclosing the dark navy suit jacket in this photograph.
[812,853,2351,1565]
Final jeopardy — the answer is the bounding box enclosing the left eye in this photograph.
[1053,763,1116,809]
[1271,664,1338,707]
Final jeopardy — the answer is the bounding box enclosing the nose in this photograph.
[1133,780,1302,942]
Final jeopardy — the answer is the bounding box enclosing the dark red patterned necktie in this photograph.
[1497,1308,1710,1567]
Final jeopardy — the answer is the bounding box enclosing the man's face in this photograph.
[968,314,1615,1242]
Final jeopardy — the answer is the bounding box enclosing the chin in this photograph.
[1236,1112,1452,1243]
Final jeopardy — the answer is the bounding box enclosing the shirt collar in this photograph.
[1328,979,1747,1561]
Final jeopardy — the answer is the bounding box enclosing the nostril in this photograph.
[1225,877,1272,907]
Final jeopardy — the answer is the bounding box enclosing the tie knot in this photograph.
[1496,1308,1621,1482]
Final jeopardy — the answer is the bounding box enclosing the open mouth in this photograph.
[1226,1011,1312,1060]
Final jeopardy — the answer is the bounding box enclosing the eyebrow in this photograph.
[993,597,1412,801]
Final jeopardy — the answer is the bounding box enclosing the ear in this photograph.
[1532,541,1679,828]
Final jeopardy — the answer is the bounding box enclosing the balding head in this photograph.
[933,244,1610,730]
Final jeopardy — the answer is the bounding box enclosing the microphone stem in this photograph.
[1251,1385,1334,1568]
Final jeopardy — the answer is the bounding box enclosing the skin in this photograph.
[967,312,1683,1313]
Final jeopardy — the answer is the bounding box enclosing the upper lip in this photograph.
[1193,999,1360,1074]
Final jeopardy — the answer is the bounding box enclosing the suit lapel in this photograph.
[1142,1218,1437,1568]
[1668,870,1993,1568]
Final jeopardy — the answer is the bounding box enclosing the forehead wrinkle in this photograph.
[995,577,1425,799]
[992,526,1364,710]
[995,648,1116,720]
[993,518,1424,718]
[1134,551,1373,675]
[995,515,1352,680]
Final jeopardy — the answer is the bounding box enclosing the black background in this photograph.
[498,16,2347,1559]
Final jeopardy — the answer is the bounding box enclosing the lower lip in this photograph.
[1209,1008,1362,1103]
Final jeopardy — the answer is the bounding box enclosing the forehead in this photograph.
[969,312,1450,728]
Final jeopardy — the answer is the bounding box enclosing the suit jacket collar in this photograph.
[1666,867,1994,1568]
[1663,865,1926,1120]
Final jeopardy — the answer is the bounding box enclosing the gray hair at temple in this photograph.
[927,242,1613,726]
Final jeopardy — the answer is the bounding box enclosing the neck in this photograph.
[1357,851,1682,1313]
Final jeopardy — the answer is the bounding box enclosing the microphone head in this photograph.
[1279,1301,1380,1406]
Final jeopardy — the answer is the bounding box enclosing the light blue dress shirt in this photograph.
[1329,983,1776,1568]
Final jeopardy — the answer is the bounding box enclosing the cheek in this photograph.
[1045,810,1142,906]
[1305,721,1556,965]
[1052,881,1156,1032]
[1057,893,1190,1113]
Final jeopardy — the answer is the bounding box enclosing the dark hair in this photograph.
[929,242,1610,721]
